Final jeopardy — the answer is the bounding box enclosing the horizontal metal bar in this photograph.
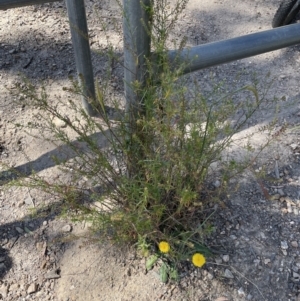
[0,0,60,10]
[168,23,300,73]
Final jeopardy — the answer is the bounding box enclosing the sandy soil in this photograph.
[1,0,300,300]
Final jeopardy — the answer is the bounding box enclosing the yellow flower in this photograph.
[192,253,206,267]
[158,241,170,253]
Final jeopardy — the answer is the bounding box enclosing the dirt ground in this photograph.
[1,0,300,300]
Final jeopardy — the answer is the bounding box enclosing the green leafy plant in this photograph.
[3,0,281,283]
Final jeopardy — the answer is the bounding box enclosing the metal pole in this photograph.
[123,0,151,118]
[122,0,152,176]
[0,0,60,9]
[65,0,97,116]
[168,23,300,74]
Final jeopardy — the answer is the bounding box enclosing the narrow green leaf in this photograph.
[146,255,158,271]
[159,263,168,283]
[169,267,179,281]
[24,227,33,235]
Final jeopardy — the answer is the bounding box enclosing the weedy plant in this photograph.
[5,0,280,282]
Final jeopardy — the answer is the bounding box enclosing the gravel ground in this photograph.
[1,0,300,300]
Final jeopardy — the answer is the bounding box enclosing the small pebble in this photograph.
[224,269,234,279]
[61,224,72,232]
[0,283,8,298]
[291,241,298,248]
[24,196,33,205]
[293,272,300,279]
[215,258,222,264]
[214,180,221,188]
[264,258,271,265]
[44,270,61,279]
[281,241,288,250]
[27,283,37,294]
[222,255,229,263]
[15,227,24,234]
[17,200,25,208]
[237,287,246,297]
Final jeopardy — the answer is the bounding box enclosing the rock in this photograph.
[53,117,67,128]
[222,255,229,263]
[44,270,61,279]
[61,224,72,232]
[260,232,266,239]
[237,287,246,297]
[264,258,271,265]
[293,272,300,280]
[0,283,9,298]
[36,241,44,251]
[281,241,288,250]
[17,200,25,207]
[15,227,24,234]
[291,241,298,248]
[8,283,19,292]
[27,283,37,294]
[215,258,222,264]
[0,238,8,246]
[0,257,5,263]
[24,196,33,205]
[214,180,221,188]
[277,188,285,196]
[292,265,299,272]
[290,143,298,150]
[224,269,234,279]
[269,194,280,201]
[40,259,47,269]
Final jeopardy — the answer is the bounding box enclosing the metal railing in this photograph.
[1,0,300,116]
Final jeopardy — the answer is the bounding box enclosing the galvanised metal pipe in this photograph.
[123,0,151,115]
[0,0,60,9]
[168,23,300,74]
[65,0,97,116]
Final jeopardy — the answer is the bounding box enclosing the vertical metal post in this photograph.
[123,0,151,120]
[122,0,152,176]
[65,0,97,116]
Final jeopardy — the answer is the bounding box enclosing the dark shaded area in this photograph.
[0,128,113,185]
[0,184,103,280]
[0,197,62,280]
[0,246,12,279]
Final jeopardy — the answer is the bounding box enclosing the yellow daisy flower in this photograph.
[192,253,206,267]
[158,241,170,253]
